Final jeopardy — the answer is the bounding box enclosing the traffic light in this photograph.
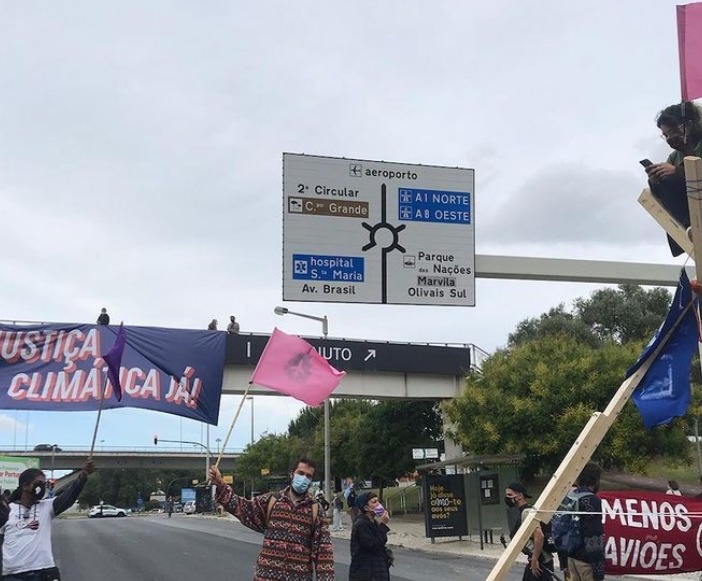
[154,435,158,446]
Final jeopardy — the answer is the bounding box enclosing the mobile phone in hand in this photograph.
[639,159,653,168]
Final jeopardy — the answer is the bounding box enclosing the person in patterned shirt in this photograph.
[209,457,334,581]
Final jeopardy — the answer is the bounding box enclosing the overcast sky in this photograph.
[0,1,692,457]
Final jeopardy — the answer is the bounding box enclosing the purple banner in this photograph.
[0,324,225,425]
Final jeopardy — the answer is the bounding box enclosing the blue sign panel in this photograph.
[292,254,364,282]
[398,188,472,224]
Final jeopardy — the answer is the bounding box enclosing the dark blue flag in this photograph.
[103,324,126,401]
[626,270,698,429]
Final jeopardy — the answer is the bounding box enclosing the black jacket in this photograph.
[349,514,390,581]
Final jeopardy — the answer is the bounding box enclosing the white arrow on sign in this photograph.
[364,349,376,362]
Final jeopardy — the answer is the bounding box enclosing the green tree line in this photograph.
[78,282,699,502]
[446,283,700,478]
[235,399,443,497]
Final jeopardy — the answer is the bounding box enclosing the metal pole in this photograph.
[206,424,210,483]
[323,317,331,510]
[250,396,254,499]
[695,418,702,479]
[251,397,255,445]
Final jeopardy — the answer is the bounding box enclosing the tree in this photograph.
[508,305,601,348]
[509,285,672,348]
[446,334,694,478]
[235,433,310,492]
[356,401,443,497]
[287,406,322,439]
[77,468,194,508]
[328,400,373,481]
[574,284,671,343]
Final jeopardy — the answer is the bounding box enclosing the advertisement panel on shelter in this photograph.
[422,474,468,538]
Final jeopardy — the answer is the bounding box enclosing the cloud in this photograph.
[0,413,26,434]
[481,164,659,245]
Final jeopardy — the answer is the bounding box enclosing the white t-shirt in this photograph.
[1,499,56,574]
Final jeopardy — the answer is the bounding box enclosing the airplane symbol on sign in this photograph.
[349,164,362,177]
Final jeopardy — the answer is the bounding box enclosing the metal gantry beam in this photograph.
[475,254,691,287]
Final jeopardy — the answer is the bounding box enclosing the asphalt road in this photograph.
[52,514,524,580]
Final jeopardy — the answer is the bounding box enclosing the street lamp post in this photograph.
[247,395,255,498]
[50,444,58,479]
[274,306,331,508]
[154,437,213,482]
[247,396,255,446]
[216,438,222,455]
[166,475,196,497]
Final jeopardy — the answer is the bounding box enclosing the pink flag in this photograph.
[250,328,345,406]
[678,3,702,101]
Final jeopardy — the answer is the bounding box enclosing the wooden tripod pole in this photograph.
[490,161,702,581]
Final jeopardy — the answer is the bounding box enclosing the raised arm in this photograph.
[53,460,95,516]
[210,464,270,533]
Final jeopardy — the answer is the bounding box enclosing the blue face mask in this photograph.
[291,474,312,494]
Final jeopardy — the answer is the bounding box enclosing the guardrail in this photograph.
[0,446,244,454]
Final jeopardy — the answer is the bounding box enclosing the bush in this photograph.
[144,499,162,511]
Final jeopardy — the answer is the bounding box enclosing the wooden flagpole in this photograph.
[212,383,252,471]
[88,372,109,460]
[488,160,702,581]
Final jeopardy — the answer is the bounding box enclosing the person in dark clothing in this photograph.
[226,316,240,334]
[349,492,391,581]
[646,101,702,256]
[0,460,94,580]
[505,482,555,581]
[316,490,330,512]
[97,308,110,326]
[207,319,218,331]
[567,463,605,581]
[345,479,359,525]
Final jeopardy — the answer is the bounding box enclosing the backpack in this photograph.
[266,494,319,531]
[513,505,555,561]
[551,490,594,554]
[347,490,357,509]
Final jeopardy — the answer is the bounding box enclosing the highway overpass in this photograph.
[0,447,241,471]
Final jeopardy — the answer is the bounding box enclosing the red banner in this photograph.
[601,491,702,575]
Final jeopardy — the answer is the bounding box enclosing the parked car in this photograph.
[88,504,128,518]
[183,501,196,515]
[33,444,61,452]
